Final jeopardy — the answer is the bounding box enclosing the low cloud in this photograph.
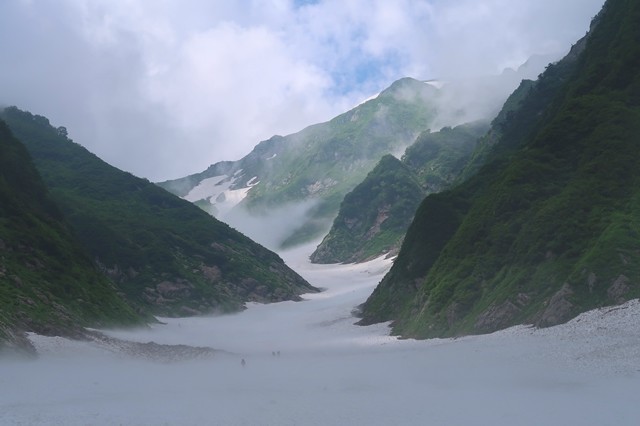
[3,251,639,425]
[0,0,605,181]
[224,199,321,252]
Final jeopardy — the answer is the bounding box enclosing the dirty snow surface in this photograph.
[2,243,640,425]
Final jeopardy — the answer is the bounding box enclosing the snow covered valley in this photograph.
[2,243,640,425]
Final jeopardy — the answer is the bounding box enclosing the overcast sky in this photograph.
[0,0,605,181]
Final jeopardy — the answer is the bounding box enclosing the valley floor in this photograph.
[1,243,639,425]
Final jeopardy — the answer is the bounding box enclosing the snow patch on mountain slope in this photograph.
[184,173,252,219]
[184,175,230,203]
[213,187,252,218]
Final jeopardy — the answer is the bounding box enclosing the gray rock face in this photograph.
[156,281,193,299]
[587,272,597,292]
[200,265,222,283]
[475,301,520,332]
[538,284,574,328]
[0,326,37,357]
[608,275,630,304]
[474,293,531,333]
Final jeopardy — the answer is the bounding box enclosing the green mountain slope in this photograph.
[0,119,142,351]
[310,155,425,264]
[159,78,440,248]
[1,107,316,318]
[359,0,640,338]
[311,122,487,264]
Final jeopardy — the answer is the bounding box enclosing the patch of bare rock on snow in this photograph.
[28,330,223,363]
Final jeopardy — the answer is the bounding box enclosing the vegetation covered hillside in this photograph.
[1,107,316,318]
[311,122,486,263]
[360,0,640,338]
[310,154,425,264]
[0,119,142,351]
[160,78,440,247]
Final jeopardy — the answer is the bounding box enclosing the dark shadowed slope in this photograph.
[0,119,142,352]
[1,107,317,319]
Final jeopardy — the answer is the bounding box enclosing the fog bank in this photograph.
[1,244,639,425]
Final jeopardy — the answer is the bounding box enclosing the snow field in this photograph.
[1,243,639,425]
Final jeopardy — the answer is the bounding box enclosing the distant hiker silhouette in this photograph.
[241,358,246,367]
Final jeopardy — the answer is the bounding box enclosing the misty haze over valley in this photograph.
[3,0,640,425]
[3,243,640,425]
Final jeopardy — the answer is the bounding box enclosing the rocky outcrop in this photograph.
[538,284,574,328]
[143,280,196,309]
[0,326,37,358]
[608,275,630,304]
[84,330,222,362]
[474,293,531,333]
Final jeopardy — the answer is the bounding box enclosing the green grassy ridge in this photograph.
[0,119,142,347]
[361,0,640,337]
[245,78,438,200]
[244,78,440,246]
[311,122,486,264]
[1,107,316,317]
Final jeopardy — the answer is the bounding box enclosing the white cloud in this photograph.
[0,0,605,180]
[145,22,335,155]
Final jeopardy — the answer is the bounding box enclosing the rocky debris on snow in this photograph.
[26,330,224,363]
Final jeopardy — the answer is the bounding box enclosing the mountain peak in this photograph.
[379,77,440,99]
